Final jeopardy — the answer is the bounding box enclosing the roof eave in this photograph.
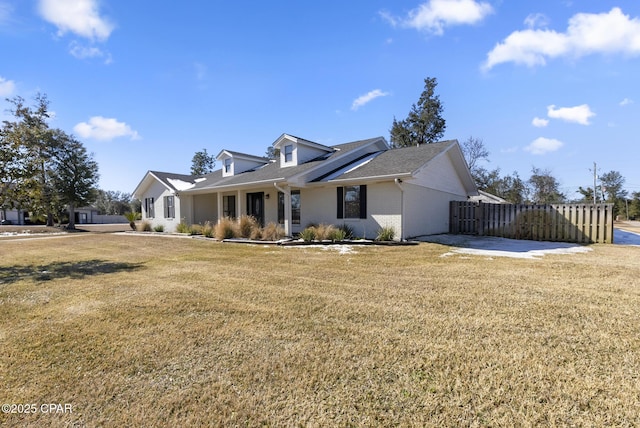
[309,172,413,186]
[132,171,174,198]
[180,177,288,193]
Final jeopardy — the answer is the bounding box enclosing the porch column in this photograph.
[216,192,223,222]
[236,190,242,218]
[274,183,291,237]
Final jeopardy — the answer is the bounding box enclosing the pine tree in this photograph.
[390,77,446,148]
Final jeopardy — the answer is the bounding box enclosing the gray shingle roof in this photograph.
[188,137,383,191]
[149,171,200,191]
[142,138,464,194]
[322,140,457,182]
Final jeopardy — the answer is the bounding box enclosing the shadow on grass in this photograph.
[0,259,144,285]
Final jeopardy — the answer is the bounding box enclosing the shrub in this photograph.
[299,226,317,242]
[330,228,346,242]
[153,225,164,232]
[189,224,203,235]
[261,222,286,241]
[314,224,337,241]
[124,212,139,231]
[176,222,191,233]
[202,221,214,238]
[250,226,262,240]
[237,215,260,239]
[138,221,152,232]
[337,223,355,239]
[376,226,395,241]
[214,217,236,240]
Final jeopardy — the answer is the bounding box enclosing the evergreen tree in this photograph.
[599,170,627,216]
[390,77,446,148]
[1,93,99,227]
[528,167,566,204]
[1,94,58,225]
[191,148,215,175]
[51,131,99,229]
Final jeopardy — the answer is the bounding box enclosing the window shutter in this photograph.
[337,187,344,219]
[359,185,367,219]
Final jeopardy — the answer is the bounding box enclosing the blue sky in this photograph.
[1,0,639,199]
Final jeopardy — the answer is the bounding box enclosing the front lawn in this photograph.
[1,235,638,426]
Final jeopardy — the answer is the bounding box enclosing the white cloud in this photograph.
[524,137,564,155]
[351,89,390,111]
[483,7,640,70]
[532,117,549,127]
[382,0,493,35]
[0,76,16,96]
[547,104,595,125]
[524,13,549,29]
[38,0,114,41]
[620,97,634,106]
[74,116,140,141]
[69,40,111,63]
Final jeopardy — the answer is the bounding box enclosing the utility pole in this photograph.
[593,161,597,204]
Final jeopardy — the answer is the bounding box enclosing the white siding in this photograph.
[140,180,181,232]
[400,151,469,238]
[410,151,467,195]
[403,184,460,237]
[301,183,402,240]
[193,194,217,224]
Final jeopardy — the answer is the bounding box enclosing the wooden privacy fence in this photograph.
[450,201,614,244]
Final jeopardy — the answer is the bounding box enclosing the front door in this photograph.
[246,192,265,226]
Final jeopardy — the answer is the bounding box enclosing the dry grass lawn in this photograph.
[1,234,639,427]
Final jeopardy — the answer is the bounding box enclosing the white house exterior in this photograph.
[132,134,478,240]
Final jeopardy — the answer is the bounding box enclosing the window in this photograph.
[144,197,155,218]
[291,191,300,224]
[284,144,293,163]
[337,185,367,219]
[223,195,236,218]
[224,158,232,173]
[278,190,301,224]
[164,195,175,219]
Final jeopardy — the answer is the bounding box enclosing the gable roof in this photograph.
[134,136,477,196]
[216,150,269,163]
[272,133,334,153]
[132,170,204,197]
[185,137,385,192]
[316,140,457,183]
[313,140,477,195]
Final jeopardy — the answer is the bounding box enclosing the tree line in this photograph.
[392,77,640,219]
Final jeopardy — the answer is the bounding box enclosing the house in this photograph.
[132,134,478,240]
[1,207,26,225]
[469,190,509,204]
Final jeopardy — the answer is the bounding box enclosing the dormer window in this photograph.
[217,149,268,177]
[273,133,335,168]
[284,145,293,163]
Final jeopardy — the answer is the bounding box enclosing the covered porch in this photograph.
[182,182,301,236]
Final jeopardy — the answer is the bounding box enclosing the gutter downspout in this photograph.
[394,178,405,241]
[274,182,291,237]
